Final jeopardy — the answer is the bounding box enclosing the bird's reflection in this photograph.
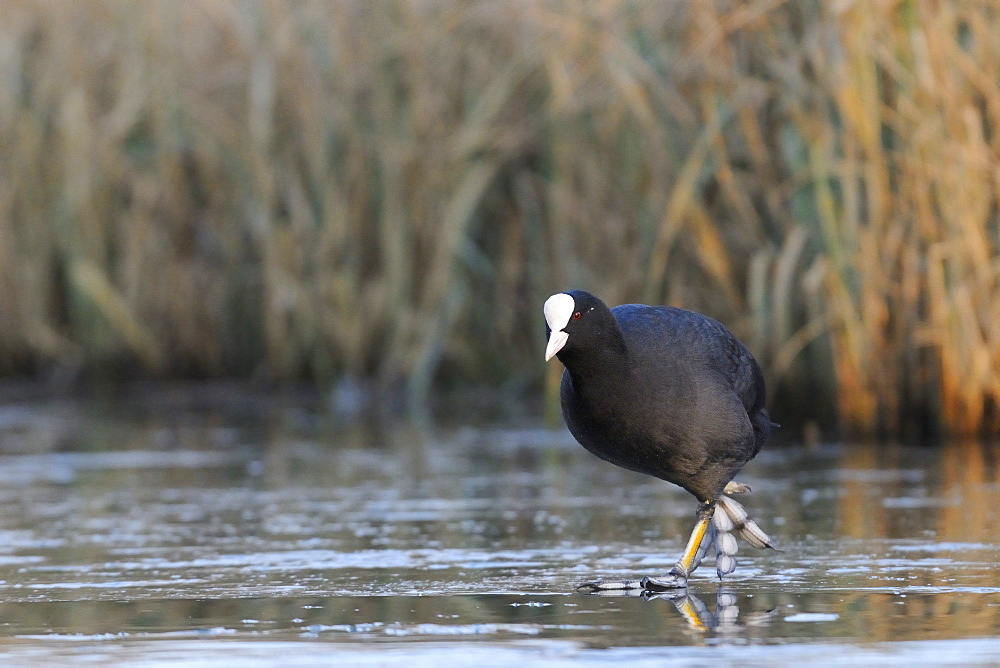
[587,585,776,632]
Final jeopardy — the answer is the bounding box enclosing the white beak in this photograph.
[543,293,575,362]
[545,330,569,361]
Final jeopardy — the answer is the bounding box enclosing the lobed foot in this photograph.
[716,495,782,552]
[577,578,645,592]
[639,567,688,592]
[578,567,688,593]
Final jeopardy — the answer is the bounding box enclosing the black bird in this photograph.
[544,290,779,591]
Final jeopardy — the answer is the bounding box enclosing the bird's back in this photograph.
[613,304,768,438]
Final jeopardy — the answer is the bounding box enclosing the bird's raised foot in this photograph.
[723,481,752,495]
[716,495,782,552]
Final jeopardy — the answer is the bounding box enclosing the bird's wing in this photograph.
[684,312,767,417]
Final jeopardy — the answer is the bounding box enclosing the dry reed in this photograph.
[0,0,997,436]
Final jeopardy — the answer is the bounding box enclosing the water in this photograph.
[0,389,998,665]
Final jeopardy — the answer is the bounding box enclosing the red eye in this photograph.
[572,311,582,320]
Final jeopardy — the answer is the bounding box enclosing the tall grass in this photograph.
[806,1,1000,436]
[0,0,997,436]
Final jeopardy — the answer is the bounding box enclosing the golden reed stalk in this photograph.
[0,0,996,436]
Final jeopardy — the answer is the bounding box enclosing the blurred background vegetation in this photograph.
[0,0,998,438]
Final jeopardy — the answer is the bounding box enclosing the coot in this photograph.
[544,290,778,591]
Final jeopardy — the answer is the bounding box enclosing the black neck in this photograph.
[559,325,632,383]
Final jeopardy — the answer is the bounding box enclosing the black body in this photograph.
[550,290,773,503]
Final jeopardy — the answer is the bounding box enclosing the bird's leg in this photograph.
[673,500,718,575]
[640,501,716,592]
[580,493,780,593]
[577,501,716,593]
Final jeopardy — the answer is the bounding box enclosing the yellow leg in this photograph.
[640,502,717,591]
[674,502,716,575]
[584,501,722,593]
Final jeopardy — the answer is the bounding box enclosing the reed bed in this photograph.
[0,0,997,436]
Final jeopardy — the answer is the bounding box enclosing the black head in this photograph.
[543,290,616,362]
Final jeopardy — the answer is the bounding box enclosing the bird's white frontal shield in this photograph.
[543,293,574,361]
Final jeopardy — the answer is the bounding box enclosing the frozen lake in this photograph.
[0,389,997,665]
